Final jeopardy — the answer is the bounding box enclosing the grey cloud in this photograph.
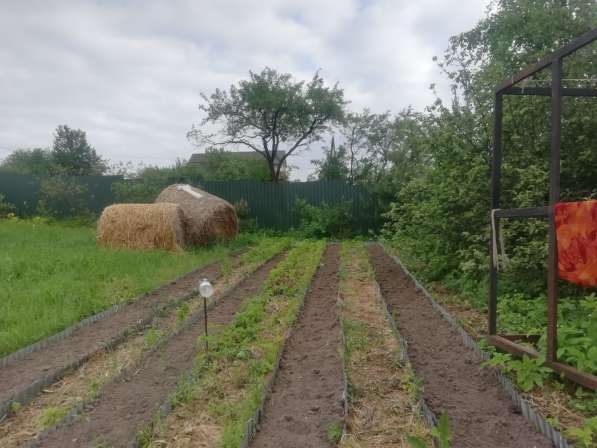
[0,0,490,178]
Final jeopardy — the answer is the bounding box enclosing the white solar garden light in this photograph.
[199,278,214,353]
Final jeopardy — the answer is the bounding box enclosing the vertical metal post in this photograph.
[547,57,562,363]
[203,296,209,353]
[489,92,503,336]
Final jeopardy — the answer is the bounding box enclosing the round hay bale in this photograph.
[155,184,238,246]
[97,203,185,251]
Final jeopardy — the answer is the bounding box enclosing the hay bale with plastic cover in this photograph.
[155,184,238,245]
[97,203,185,251]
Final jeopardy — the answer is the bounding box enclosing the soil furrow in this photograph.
[29,252,285,448]
[368,244,551,448]
[251,243,344,448]
[0,255,237,416]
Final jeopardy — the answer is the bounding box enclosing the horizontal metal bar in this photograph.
[496,28,597,93]
[487,335,539,358]
[488,336,597,391]
[546,361,597,391]
[494,206,548,219]
[503,87,597,97]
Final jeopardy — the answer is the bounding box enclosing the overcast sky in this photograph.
[0,0,491,180]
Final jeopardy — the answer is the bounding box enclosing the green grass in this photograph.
[39,405,69,428]
[0,219,259,357]
[326,421,343,444]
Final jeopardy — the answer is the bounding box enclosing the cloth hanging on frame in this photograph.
[555,200,597,287]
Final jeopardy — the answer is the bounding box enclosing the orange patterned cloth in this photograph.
[555,200,597,287]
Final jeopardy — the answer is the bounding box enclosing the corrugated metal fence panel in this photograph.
[0,174,379,231]
[0,173,123,216]
[0,172,40,215]
[201,180,379,231]
[78,175,125,214]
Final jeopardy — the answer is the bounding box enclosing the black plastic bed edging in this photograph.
[379,243,572,448]
[237,246,343,448]
[28,250,286,445]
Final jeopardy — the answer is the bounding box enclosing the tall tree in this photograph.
[340,110,375,183]
[311,137,349,181]
[196,148,272,181]
[188,68,346,182]
[52,125,106,176]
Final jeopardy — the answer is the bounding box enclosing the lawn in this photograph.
[0,218,253,357]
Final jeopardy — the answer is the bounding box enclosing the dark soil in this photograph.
[251,244,344,448]
[30,253,285,448]
[368,244,551,448]
[0,255,236,415]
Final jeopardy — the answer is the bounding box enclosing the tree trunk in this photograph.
[267,156,279,182]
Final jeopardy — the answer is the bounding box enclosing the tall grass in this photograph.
[0,219,255,357]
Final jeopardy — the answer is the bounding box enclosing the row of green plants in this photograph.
[138,240,325,447]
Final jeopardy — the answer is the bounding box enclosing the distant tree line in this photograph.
[1,125,107,176]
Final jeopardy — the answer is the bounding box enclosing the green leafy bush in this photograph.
[509,356,553,392]
[565,416,597,448]
[495,293,597,376]
[483,353,552,392]
[0,193,15,218]
[234,199,257,232]
[407,411,451,448]
[294,198,353,239]
[36,176,90,218]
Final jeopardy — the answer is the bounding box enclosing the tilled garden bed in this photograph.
[368,244,551,448]
[0,254,234,419]
[250,243,344,448]
[338,242,431,447]
[28,253,287,447]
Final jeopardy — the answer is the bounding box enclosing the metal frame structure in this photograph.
[489,28,597,390]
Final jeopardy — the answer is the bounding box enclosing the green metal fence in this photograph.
[0,172,124,216]
[202,180,379,231]
[0,173,379,231]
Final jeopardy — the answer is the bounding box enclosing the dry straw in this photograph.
[96,203,186,251]
[155,184,238,246]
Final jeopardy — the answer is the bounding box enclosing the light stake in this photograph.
[199,278,214,354]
